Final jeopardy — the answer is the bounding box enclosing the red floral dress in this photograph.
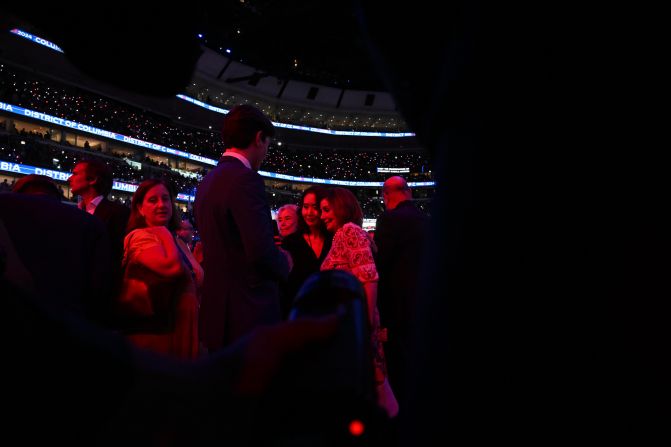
[321,223,387,382]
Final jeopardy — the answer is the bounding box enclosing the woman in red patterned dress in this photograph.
[320,187,399,418]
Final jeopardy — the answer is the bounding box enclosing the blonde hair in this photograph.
[277,204,299,217]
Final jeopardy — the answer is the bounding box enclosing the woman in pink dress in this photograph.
[320,187,399,417]
[120,179,200,359]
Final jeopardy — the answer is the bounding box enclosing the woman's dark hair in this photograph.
[298,185,329,236]
[126,179,180,234]
[323,187,363,228]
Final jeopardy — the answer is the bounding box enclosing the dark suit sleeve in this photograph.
[232,171,289,281]
[83,217,114,325]
[374,211,396,273]
[108,204,131,259]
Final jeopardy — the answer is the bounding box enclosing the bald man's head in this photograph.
[382,176,412,210]
[383,176,408,192]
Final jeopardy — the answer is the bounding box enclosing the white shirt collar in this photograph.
[223,150,252,170]
[80,195,104,214]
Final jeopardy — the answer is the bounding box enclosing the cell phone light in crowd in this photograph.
[226,49,231,54]
[348,419,365,437]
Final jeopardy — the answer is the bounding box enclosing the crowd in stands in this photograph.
[0,132,202,194]
[264,146,431,181]
[0,65,225,159]
[0,129,433,220]
[186,82,410,133]
[1,65,432,182]
[1,64,434,221]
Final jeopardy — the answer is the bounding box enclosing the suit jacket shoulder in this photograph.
[0,194,113,322]
[381,201,426,228]
[375,201,427,264]
[95,198,130,223]
[195,157,257,207]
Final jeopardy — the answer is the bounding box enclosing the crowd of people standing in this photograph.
[3,104,430,434]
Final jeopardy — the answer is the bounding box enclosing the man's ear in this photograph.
[255,130,266,146]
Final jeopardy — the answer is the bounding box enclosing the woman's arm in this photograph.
[363,281,378,327]
[131,227,183,278]
[341,224,380,327]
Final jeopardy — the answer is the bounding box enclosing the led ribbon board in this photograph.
[1,100,434,188]
[0,160,195,202]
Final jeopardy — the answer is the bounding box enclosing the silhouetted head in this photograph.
[12,174,61,201]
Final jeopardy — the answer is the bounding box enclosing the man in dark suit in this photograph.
[195,104,291,351]
[68,159,130,294]
[374,176,428,410]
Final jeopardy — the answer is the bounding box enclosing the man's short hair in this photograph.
[222,104,275,150]
[80,159,113,196]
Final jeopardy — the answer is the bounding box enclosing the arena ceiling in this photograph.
[2,1,385,96]
[198,1,382,91]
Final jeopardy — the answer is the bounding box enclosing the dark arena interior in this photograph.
[1,2,667,445]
